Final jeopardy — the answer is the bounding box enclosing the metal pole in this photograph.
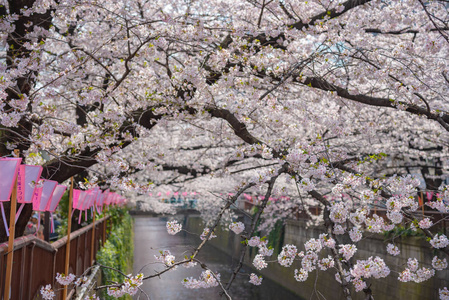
[62,177,74,300]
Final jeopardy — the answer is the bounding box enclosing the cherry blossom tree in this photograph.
[2,0,449,299]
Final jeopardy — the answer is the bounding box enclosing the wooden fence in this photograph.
[0,216,109,300]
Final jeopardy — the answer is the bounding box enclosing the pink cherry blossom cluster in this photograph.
[40,284,55,300]
[318,256,335,271]
[418,218,433,229]
[106,273,144,297]
[350,257,390,281]
[440,287,449,300]
[430,234,449,249]
[166,220,182,235]
[398,258,435,283]
[55,273,76,286]
[229,221,245,234]
[249,273,263,285]
[294,268,308,282]
[352,278,366,292]
[338,244,357,261]
[182,270,220,289]
[183,261,198,268]
[247,236,267,247]
[432,257,448,271]
[349,227,362,243]
[155,250,176,267]
[200,228,217,241]
[278,244,297,267]
[253,254,268,270]
[319,233,336,248]
[386,243,400,256]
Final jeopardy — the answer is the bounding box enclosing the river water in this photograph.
[133,215,302,300]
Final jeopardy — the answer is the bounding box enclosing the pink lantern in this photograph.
[157,192,161,197]
[82,190,94,210]
[17,165,43,204]
[0,158,22,202]
[33,180,58,212]
[74,190,88,210]
[0,157,22,236]
[14,165,43,224]
[174,192,179,196]
[46,185,67,212]
[72,189,82,209]
[166,191,171,196]
[100,189,109,206]
[182,192,188,197]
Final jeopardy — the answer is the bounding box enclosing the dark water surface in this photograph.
[133,216,302,300]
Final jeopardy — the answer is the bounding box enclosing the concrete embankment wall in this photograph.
[184,215,449,300]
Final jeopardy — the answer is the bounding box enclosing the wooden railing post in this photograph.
[90,200,96,265]
[4,150,19,300]
[62,177,74,300]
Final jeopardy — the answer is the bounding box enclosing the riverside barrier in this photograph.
[0,216,109,300]
[183,214,449,300]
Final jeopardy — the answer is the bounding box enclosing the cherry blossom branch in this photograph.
[193,258,232,300]
[225,165,286,290]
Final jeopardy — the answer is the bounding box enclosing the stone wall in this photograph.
[185,215,449,300]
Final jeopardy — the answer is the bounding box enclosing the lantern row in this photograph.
[0,158,127,235]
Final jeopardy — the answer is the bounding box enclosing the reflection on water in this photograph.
[133,216,302,300]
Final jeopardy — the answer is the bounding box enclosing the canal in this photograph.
[133,215,302,300]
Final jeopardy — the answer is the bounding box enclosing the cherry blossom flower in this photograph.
[318,256,335,271]
[107,286,126,298]
[155,250,176,267]
[229,222,245,234]
[278,244,297,267]
[349,227,362,243]
[386,244,400,256]
[432,257,448,271]
[338,244,357,261]
[183,261,198,268]
[304,238,322,252]
[353,278,367,292]
[333,224,345,235]
[122,273,144,295]
[253,254,268,270]
[248,236,267,247]
[398,269,413,282]
[258,244,274,257]
[249,273,263,285]
[294,268,308,282]
[430,234,449,249]
[319,233,336,248]
[440,287,449,300]
[407,258,419,272]
[418,218,433,229]
[40,284,55,300]
[200,228,217,241]
[75,276,89,287]
[182,270,220,289]
[55,273,76,286]
[166,220,182,235]
[351,257,390,280]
